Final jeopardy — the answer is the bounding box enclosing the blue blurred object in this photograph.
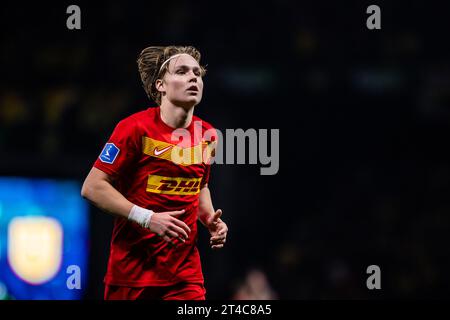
[0,177,89,300]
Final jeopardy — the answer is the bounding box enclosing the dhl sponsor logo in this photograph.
[146,175,202,195]
[142,136,216,166]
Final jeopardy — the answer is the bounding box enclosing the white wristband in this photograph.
[128,205,154,229]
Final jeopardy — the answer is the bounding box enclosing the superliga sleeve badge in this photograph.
[99,143,120,164]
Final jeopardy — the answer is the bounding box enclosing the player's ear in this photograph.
[155,79,165,93]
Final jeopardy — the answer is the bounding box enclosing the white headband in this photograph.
[158,53,186,74]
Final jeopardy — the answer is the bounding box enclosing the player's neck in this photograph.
[159,102,194,129]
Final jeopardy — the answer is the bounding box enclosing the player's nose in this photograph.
[188,72,198,82]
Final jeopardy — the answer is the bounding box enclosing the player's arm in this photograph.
[198,184,215,226]
[81,167,133,218]
[81,167,190,242]
[198,185,228,249]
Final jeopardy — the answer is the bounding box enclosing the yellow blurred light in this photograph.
[7,216,63,285]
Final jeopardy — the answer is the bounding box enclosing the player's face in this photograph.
[161,54,204,108]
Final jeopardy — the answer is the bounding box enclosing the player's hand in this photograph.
[149,209,191,243]
[206,209,228,250]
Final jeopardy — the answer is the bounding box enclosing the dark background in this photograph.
[1,0,450,299]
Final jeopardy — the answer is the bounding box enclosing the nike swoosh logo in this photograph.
[154,145,173,156]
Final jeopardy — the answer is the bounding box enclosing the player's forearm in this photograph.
[198,186,215,226]
[81,178,133,219]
